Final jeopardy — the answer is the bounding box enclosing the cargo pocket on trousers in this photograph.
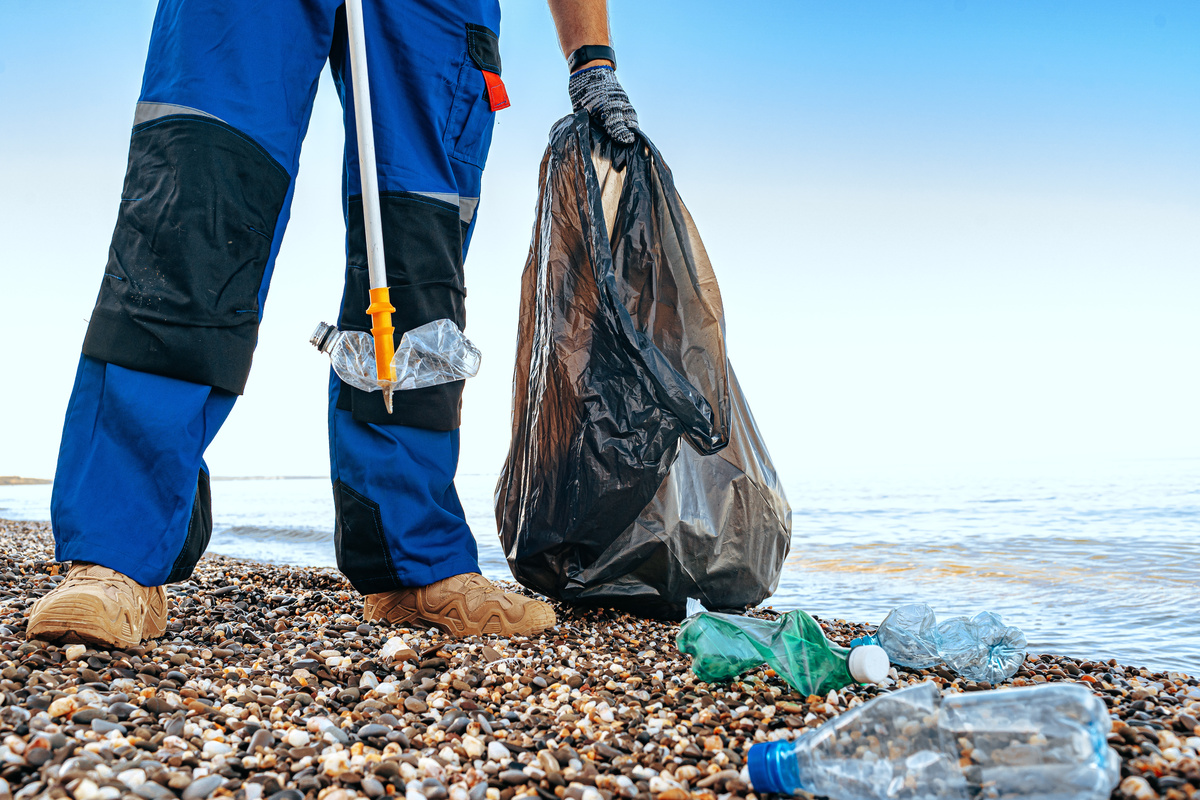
[443,23,502,169]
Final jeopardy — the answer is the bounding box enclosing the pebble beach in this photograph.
[1,518,1197,800]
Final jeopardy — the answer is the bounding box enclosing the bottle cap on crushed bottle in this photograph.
[847,644,890,684]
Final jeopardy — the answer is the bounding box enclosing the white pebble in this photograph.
[73,779,100,800]
[1119,776,1156,800]
[461,735,484,758]
[322,750,352,777]
[487,741,511,761]
[449,786,470,800]
[116,769,145,788]
[360,671,379,689]
[648,777,680,793]
[65,644,87,661]
[419,756,445,781]
[307,716,336,733]
[380,637,409,660]
[286,729,310,748]
[202,741,232,756]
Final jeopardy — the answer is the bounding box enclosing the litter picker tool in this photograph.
[345,0,396,413]
[310,0,483,405]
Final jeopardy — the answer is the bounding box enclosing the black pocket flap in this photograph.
[466,23,501,74]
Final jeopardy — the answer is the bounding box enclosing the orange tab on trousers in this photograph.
[482,70,510,111]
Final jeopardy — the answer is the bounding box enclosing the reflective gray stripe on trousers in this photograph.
[133,104,479,224]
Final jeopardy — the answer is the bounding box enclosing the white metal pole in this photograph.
[344,0,387,294]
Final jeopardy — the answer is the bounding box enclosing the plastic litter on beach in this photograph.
[311,318,480,395]
[853,602,1028,684]
[676,599,890,695]
[746,680,1121,800]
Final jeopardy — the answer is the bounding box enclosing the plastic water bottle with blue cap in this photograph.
[675,599,891,696]
[745,680,1120,800]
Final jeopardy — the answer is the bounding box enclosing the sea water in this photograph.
[3,459,1196,674]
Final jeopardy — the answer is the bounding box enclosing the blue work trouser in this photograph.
[52,0,504,591]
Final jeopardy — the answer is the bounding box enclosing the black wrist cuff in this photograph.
[568,44,616,73]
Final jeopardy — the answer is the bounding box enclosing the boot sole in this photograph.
[28,599,142,650]
[27,619,136,651]
[391,610,554,638]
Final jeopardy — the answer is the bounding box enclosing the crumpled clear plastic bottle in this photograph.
[935,611,1028,684]
[872,603,942,669]
[310,318,481,393]
[676,600,890,695]
[746,681,1121,800]
[855,603,1027,684]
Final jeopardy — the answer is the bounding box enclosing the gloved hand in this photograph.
[569,65,638,144]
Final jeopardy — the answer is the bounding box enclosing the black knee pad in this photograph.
[83,115,291,394]
[336,192,468,431]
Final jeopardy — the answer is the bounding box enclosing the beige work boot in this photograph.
[363,573,556,637]
[27,563,168,650]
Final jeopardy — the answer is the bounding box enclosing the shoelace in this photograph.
[460,576,511,608]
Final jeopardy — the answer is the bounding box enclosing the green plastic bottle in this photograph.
[676,607,890,696]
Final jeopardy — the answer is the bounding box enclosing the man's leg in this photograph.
[51,357,236,586]
[325,0,553,636]
[30,0,340,647]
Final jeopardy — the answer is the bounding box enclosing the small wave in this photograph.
[211,525,333,543]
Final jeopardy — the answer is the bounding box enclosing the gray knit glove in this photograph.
[569,66,638,144]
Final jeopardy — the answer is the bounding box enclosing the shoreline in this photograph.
[1,518,1197,800]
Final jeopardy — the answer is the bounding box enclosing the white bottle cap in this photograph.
[847,645,890,684]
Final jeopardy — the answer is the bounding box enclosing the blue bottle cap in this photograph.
[747,740,794,794]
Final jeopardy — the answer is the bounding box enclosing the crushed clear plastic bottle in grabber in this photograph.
[311,318,481,400]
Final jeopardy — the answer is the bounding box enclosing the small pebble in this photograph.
[181,775,226,800]
[285,729,310,748]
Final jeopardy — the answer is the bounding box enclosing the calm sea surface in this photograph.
[3,458,1197,674]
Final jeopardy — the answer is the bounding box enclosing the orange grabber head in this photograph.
[366,286,396,386]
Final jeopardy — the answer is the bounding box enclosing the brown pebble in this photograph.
[499,770,529,785]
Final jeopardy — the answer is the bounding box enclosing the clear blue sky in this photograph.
[1,0,1197,482]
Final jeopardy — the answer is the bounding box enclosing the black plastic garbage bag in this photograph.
[495,111,791,619]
